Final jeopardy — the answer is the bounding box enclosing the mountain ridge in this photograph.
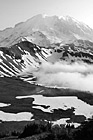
[1,39,93,79]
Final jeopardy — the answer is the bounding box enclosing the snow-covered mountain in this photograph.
[0,14,93,47]
[1,39,93,79]
[1,14,93,82]
[0,41,51,77]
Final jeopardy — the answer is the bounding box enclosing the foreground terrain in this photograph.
[0,77,93,139]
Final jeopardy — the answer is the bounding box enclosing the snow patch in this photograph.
[16,95,93,118]
[52,118,81,128]
[0,103,10,107]
[0,111,33,121]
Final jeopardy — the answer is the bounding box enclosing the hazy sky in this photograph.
[0,0,93,30]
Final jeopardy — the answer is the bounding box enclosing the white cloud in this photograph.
[33,62,93,92]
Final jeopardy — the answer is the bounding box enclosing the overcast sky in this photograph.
[0,0,93,30]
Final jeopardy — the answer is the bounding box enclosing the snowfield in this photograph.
[0,111,33,121]
[16,95,93,118]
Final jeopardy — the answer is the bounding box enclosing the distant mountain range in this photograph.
[0,14,93,47]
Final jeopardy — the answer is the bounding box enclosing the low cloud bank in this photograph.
[33,62,93,92]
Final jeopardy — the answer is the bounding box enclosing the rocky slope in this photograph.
[1,39,93,79]
[0,41,51,77]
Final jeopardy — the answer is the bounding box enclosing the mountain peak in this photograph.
[0,14,93,47]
